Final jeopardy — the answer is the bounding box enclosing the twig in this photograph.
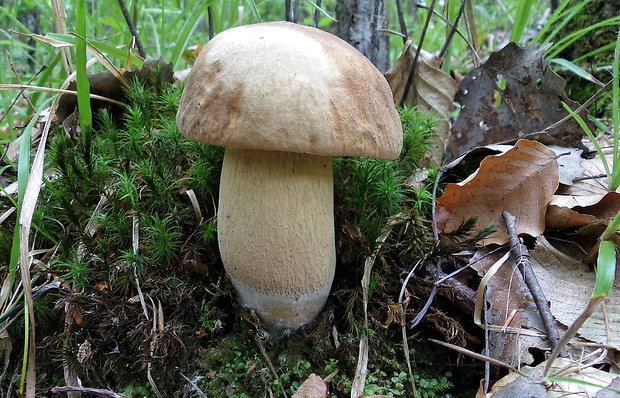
[438,0,466,59]
[414,5,481,66]
[117,0,146,58]
[285,0,292,22]
[4,50,35,111]
[255,334,288,398]
[429,339,523,375]
[399,0,438,106]
[293,0,301,23]
[51,0,73,74]
[464,0,480,67]
[131,216,149,320]
[395,0,409,45]
[146,297,163,398]
[51,386,128,398]
[370,0,383,59]
[313,0,322,27]
[207,6,214,40]
[502,211,561,351]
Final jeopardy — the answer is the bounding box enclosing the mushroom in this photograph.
[176,22,402,330]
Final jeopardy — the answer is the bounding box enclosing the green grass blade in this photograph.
[612,26,620,168]
[575,42,616,63]
[603,211,620,241]
[75,0,92,139]
[535,0,591,45]
[546,16,620,59]
[593,240,616,297]
[46,33,144,66]
[170,1,212,70]
[245,0,262,22]
[550,58,603,85]
[510,0,535,44]
[305,0,337,22]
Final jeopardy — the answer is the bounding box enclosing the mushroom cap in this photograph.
[176,21,403,160]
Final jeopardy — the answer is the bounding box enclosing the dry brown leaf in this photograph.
[545,205,597,229]
[448,43,586,160]
[549,146,585,186]
[547,153,620,228]
[436,140,559,245]
[385,41,458,165]
[530,239,620,349]
[550,155,612,208]
[489,358,617,397]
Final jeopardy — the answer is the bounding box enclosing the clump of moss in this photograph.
[0,69,476,395]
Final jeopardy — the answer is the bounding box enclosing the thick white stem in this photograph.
[218,148,335,329]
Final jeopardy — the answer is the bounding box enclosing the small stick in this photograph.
[502,211,561,351]
[255,334,288,398]
[207,6,214,40]
[312,0,322,28]
[285,0,292,22]
[399,0,438,106]
[51,386,127,398]
[438,0,466,59]
[117,0,146,58]
[395,0,409,45]
[292,0,301,23]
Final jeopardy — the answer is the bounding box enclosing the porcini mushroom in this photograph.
[176,22,402,330]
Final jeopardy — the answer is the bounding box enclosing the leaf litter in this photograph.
[434,41,620,397]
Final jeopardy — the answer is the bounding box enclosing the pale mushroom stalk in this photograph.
[218,149,335,329]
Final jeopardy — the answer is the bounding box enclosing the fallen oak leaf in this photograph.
[436,140,559,245]
[547,153,620,228]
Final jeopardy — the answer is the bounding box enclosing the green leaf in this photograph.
[593,240,616,298]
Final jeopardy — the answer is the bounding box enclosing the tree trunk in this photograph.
[336,0,390,73]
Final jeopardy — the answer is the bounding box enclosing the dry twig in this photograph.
[502,211,561,351]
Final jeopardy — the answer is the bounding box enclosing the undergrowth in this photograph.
[0,71,472,396]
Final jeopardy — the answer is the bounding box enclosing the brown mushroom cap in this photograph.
[176,21,402,159]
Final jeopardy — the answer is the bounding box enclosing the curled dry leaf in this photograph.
[436,140,559,245]
[385,41,458,165]
[547,153,620,229]
[448,43,586,160]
